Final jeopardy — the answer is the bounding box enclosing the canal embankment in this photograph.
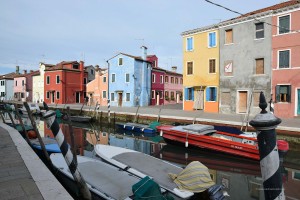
[0,122,72,200]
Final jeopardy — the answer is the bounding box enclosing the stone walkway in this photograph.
[0,123,72,200]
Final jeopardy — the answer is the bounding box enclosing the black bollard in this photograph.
[249,92,284,200]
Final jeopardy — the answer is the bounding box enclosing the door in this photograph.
[297,89,300,115]
[51,91,55,103]
[238,91,248,113]
[76,92,80,103]
[194,90,204,110]
[118,93,123,107]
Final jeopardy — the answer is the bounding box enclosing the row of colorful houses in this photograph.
[182,1,300,118]
[0,47,183,107]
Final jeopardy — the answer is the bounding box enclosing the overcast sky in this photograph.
[0,0,282,75]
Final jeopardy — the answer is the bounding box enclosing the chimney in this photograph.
[171,66,177,72]
[23,70,27,74]
[141,46,148,60]
[30,70,33,73]
[16,66,19,74]
[80,61,84,91]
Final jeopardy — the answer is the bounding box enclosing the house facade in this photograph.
[86,66,108,106]
[219,10,273,115]
[13,70,38,102]
[0,67,19,101]
[107,46,151,107]
[85,65,96,83]
[164,67,183,105]
[182,25,219,112]
[44,61,87,104]
[271,3,300,118]
[32,63,54,103]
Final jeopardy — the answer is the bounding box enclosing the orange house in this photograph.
[44,61,88,104]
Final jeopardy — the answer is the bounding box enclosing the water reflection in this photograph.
[36,119,300,200]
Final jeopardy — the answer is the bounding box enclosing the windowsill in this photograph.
[274,32,292,37]
[275,102,291,104]
[186,50,194,52]
[208,46,217,48]
[224,43,234,46]
[254,38,264,41]
[274,67,291,70]
[208,72,217,75]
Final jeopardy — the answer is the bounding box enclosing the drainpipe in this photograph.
[106,60,110,124]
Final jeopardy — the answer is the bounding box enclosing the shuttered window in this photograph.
[184,88,194,101]
[275,85,291,103]
[187,62,193,75]
[255,58,264,74]
[279,50,290,68]
[279,15,290,34]
[208,32,216,47]
[225,29,233,44]
[186,37,193,51]
[206,87,217,101]
[209,59,216,73]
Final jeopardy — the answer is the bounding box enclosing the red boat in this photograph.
[157,124,260,160]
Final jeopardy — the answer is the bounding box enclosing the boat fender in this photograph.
[141,128,145,132]
[185,141,189,148]
[160,130,163,136]
[123,125,126,129]
[28,130,37,139]
[132,126,134,130]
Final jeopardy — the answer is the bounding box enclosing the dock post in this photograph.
[249,92,284,200]
[42,102,91,200]
[6,111,16,129]
[13,104,31,144]
[0,111,5,122]
[67,106,77,165]
[107,99,111,124]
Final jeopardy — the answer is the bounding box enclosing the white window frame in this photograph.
[111,73,116,83]
[186,37,194,51]
[102,91,107,99]
[56,91,60,100]
[277,49,291,69]
[152,74,156,83]
[151,90,155,99]
[56,75,60,84]
[208,31,217,48]
[46,76,50,85]
[126,93,130,102]
[187,61,193,76]
[111,93,115,101]
[103,76,107,83]
[125,73,130,83]
[118,57,123,66]
[278,14,291,35]
[46,92,50,99]
[160,75,163,84]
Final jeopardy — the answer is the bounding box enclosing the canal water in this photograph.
[29,117,300,200]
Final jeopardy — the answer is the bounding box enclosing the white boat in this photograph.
[18,103,41,115]
[95,144,210,199]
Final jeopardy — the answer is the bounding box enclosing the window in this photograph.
[165,76,169,83]
[152,74,155,83]
[185,88,194,101]
[91,69,94,75]
[171,77,174,84]
[160,75,163,84]
[209,59,216,73]
[46,92,50,99]
[56,75,60,84]
[126,93,130,101]
[111,74,116,82]
[279,15,290,34]
[102,91,107,98]
[187,62,193,75]
[255,23,264,39]
[276,85,291,103]
[165,91,169,99]
[56,91,60,100]
[255,58,264,74]
[125,73,130,83]
[151,90,155,99]
[111,93,115,101]
[84,78,87,84]
[170,92,175,100]
[224,60,233,76]
[208,32,216,47]
[103,76,107,83]
[0,92,5,97]
[180,78,183,84]
[73,64,79,69]
[0,81,4,86]
[206,87,217,101]
[279,50,290,68]
[46,76,50,84]
[118,57,123,66]
[15,81,17,86]
[225,29,233,44]
[22,80,24,86]
[186,37,193,51]
[21,93,24,98]
[159,91,163,99]
[175,78,178,84]
[153,60,156,68]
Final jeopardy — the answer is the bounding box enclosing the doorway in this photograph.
[76,92,80,103]
[194,90,204,110]
[238,91,248,113]
[51,91,55,103]
[118,93,123,107]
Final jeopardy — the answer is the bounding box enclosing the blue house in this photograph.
[107,46,151,107]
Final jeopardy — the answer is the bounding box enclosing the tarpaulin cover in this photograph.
[168,161,215,193]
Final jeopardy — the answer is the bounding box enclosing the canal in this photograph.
[28,117,300,200]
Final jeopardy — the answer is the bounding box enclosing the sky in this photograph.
[0,0,284,75]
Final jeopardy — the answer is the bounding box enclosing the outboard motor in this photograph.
[207,184,227,200]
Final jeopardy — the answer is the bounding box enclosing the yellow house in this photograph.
[182,25,219,113]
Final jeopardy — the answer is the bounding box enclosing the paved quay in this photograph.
[49,103,300,135]
[0,122,73,200]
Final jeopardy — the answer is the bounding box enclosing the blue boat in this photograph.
[30,137,61,154]
[116,122,159,136]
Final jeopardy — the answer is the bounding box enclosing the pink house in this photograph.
[86,66,108,106]
[164,66,183,105]
[14,70,39,102]
[272,5,300,118]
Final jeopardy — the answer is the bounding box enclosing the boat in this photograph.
[69,115,92,123]
[116,122,159,136]
[157,124,261,160]
[50,153,172,200]
[18,103,41,115]
[95,144,225,199]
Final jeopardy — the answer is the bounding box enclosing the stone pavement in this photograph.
[0,123,72,200]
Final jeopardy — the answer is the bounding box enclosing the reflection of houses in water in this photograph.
[283,168,300,199]
[44,123,86,155]
[86,130,109,146]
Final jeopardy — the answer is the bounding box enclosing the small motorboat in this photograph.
[68,115,92,123]
[115,122,159,136]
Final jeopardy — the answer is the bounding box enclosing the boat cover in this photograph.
[182,124,214,132]
[170,126,216,135]
[168,161,215,193]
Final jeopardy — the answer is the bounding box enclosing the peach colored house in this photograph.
[14,71,28,102]
[86,66,108,106]
[272,4,300,118]
[164,66,183,105]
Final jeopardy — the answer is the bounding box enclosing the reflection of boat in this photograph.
[116,122,158,136]
[95,144,222,199]
[51,153,169,200]
[156,144,261,176]
[69,115,92,123]
[157,124,260,160]
[30,137,61,157]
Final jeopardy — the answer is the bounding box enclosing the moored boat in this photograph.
[116,121,160,136]
[69,115,92,123]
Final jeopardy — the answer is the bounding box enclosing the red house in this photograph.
[44,61,87,104]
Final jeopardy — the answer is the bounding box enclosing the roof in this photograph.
[182,1,300,35]
[107,52,152,63]
[165,69,183,76]
[45,61,80,71]
[0,72,18,80]
[14,70,40,78]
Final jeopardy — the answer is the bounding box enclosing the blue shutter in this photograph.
[184,88,188,100]
[191,88,194,100]
[206,87,210,101]
[212,33,216,47]
[287,85,291,102]
[275,85,280,102]
[209,33,212,47]
[213,87,217,101]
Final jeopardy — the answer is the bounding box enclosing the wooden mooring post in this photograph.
[66,106,77,166]
[13,104,31,145]
[249,92,284,200]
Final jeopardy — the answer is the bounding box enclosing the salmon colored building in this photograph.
[164,67,183,105]
[272,4,300,118]
[14,70,39,102]
[44,61,87,104]
[86,65,108,106]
